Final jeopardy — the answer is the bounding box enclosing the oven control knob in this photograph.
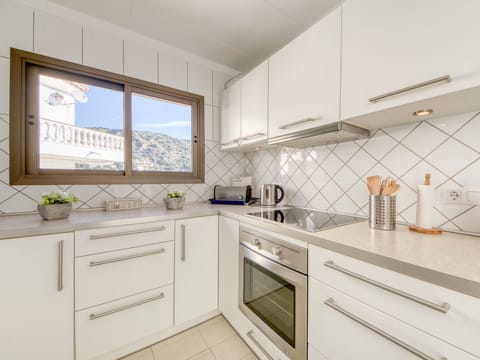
[252,238,261,248]
[271,246,282,256]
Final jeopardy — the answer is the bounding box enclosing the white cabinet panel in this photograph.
[212,106,220,142]
[124,40,157,83]
[240,60,268,142]
[204,105,214,141]
[188,62,212,105]
[76,285,173,360]
[0,233,74,360]
[83,27,123,73]
[341,0,480,122]
[220,81,241,149]
[76,242,174,310]
[213,71,231,107]
[309,278,477,360]
[0,58,9,114]
[158,51,187,90]
[268,7,341,138]
[34,11,82,63]
[175,216,218,325]
[0,0,33,57]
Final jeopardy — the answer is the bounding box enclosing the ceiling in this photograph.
[50,0,343,72]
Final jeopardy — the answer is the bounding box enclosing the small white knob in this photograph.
[271,247,282,256]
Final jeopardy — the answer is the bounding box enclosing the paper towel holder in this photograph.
[409,173,443,235]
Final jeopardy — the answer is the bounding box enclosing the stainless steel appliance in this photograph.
[239,226,307,360]
[260,184,284,207]
[247,207,365,232]
[212,185,252,204]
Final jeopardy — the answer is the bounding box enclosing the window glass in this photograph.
[38,74,124,170]
[131,93,192,172]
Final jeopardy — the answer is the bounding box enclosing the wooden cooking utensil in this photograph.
[390,183,401,196]
[367,176,381,195]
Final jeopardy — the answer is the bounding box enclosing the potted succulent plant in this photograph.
[164,191,185,210]
[38,191,79,220]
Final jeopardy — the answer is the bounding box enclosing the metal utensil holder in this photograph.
[369,195,396,230]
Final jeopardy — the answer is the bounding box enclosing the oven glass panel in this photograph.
[243,257,295,346]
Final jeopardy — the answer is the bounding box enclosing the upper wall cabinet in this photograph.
[188,63,213,105]
[83,27,123,74]
[124,40,158,83]
[158,52,187,91]
[220,80,241,150]
[0,0,33,57]
[341,0,480,128]
[268,7,341,139]
[240,60,268,146]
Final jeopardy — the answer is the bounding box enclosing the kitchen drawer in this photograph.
[309,245,480,356]
[75,220,174,256]
[76,242,174,310]
[309,277,477,360]
[76,285,173,360]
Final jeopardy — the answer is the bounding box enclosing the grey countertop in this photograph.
[1,203,479,299]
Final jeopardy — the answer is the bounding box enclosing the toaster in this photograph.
[212,185,252,204]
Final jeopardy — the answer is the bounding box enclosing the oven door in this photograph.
[239,243,307,360]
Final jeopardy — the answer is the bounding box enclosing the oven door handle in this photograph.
[246,330,274,360]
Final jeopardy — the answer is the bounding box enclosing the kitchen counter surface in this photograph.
[1,203,479,298]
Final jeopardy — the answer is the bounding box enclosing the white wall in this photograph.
[0,0,242,214]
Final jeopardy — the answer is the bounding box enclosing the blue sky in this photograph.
[75,86,192,140]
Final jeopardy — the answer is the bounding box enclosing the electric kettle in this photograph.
[260,184,284,207]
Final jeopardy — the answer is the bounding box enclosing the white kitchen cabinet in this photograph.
[213,71,232,107]
[83,27,123,74]
[268,7,341,139]
[309,278,477,360]
[240,60,268,145]
[158,51,187,91]
[341,0,480,126]
[220,81,241,150]
[34,11,82,63]
[0,0,33,57]
[175,216,218,325]
[188,62,213,105]
[0,233,74,360]
[124,40,157,83]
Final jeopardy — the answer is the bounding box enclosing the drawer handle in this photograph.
[241,132,266,141]
[368,75,451,103]
[324,298,447,360]
[57,240,64,292]
[324,261,450,313]
[221,138,240,146]
[90,292,165,320]
[278,117,321,130]
[181,224,186,262]
[89,226,167,240]
[246,330,274,360]
[89,248,166,267]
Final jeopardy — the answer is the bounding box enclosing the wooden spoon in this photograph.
[367,175,381,195]
[390,183,401,196]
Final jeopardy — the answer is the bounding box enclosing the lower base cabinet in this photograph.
[309,277,477,360]
[0,233,74,360]
[76,285,173,360]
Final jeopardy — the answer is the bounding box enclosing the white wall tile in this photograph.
[158,51,187,91]
[0,58,9,114]
[0,0,33,57]
[34,11,82,63]
[83,27,123,73]
[188,63,212,105]
[124,40,157,83]
[213,71,231,107]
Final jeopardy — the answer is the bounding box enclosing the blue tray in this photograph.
[209,199,245,205]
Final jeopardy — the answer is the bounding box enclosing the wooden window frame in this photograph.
[9,48,204,185]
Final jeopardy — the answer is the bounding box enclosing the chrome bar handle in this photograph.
[324,298,447,360]
[90,293,165,320]
[324,261,450,313]
[278,117,321,130]
[89,248,165,267]
[181,224,186,262]
[246,330,274,360]
[57,240,64,292]
[368,75,451,103]
[241,132,266,141]
[89,226,166,240]
[221,138,240,146]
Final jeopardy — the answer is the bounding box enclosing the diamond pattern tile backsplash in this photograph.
[245,111,480,234]
[0,121,244,214]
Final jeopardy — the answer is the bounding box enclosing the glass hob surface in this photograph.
[247,207,365,232]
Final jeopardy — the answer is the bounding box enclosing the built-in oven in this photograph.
[239,226,307,360]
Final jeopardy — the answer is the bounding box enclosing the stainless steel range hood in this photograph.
[268,121,370,148]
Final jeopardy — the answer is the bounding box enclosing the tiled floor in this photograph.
[121,315,258,360]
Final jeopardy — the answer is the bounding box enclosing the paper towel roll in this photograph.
[416,184,434,229]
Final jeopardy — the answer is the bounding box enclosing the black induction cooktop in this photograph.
[247,207,365,232]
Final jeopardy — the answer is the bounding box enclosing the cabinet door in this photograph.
[268,7,341,138]
[83,27,123,74]
[0,233,74,360]
[341,0,480,121]
[240,60,268,144]
[175,216,218,324]
[124,40,157,83]
[220,82,241,149]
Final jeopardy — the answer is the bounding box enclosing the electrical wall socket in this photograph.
[442,187,480,205]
